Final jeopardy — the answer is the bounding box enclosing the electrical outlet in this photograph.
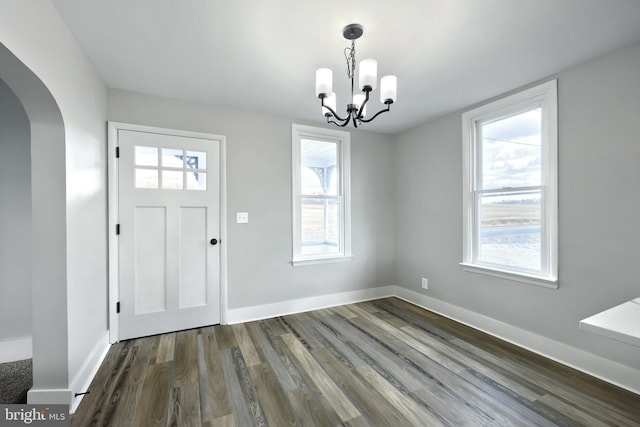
[421,277,428,289]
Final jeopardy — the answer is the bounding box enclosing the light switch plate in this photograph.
[236,212,249,224]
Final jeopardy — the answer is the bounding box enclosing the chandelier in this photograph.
[315,24,397,128]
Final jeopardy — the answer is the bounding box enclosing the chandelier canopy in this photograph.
[315,24,397,128]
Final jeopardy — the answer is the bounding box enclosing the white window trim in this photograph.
[461,80,558,288]
[292,124,352,266]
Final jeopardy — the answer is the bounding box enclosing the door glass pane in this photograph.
[135,168,158,189]
[135,146,158,167]
[480,108,541,190]
[301,198,340,255]
[301,139,338,196]
[186,151,207,171]
[161,148,184,168]
[162,170,184,189]
[186,171,206,190]
[478,191,541,271]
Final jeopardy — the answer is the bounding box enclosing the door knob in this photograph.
[210,238,218,245]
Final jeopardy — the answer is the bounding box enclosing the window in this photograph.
[292,124,351,265]
[134,145,207,190]
[461,80,558,288]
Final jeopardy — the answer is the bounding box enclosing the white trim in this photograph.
[0,336,32,363]
[393,286,640,396]
[461,80,558,285]
[107,122,120,344]
[68,332,110,414]
[27,388,73,406]
[226,286,396,324]
[107,122,228,342]
[460,263,558,289]
[291,124,352,265]
[291,254,353,267]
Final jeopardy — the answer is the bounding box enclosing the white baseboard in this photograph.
[0,336,32,363]
[68,331,111,414]
[27,388,72,406]
[226,286,397,324]
[393,286,640,396]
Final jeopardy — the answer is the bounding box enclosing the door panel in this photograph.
[117,129,220,340]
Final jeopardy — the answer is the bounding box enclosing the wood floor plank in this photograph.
[219,347,255,427]
[312,346,416,426]
[102,338,157,426]
[286,388,337,427]
[318,313,428,392]
[232,323,262,367]
[71,297,640,426]
[451,336,640,425]
[247,322,299,391]
[249,362,301,426]
[356,364,446,426]
[203,414,234,427]
[132,362,170,427]
[349,304,467,373]
[215,325,237,350]
[156,332,175,364]
[536,394,610,427]
[167,383,201,427]
[281,333,361,422]
[197,329,232,422]
[174,329,198,387]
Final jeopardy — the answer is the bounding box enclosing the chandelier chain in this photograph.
[344,39,356,80]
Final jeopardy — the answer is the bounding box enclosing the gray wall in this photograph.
[1,0,108,405]
[394,42,640,370]
[107,90,396,309]
[0,78,31,342]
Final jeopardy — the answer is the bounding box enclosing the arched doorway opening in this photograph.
[0,42,69,404]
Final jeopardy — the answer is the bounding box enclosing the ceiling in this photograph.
[51,0,640,134]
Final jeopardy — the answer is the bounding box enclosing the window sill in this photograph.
[459,263,558,289]
[292,254,353,267]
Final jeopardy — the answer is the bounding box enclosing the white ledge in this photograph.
[580,298,640,348]
[460,263,558,289]
[291,255,353,267]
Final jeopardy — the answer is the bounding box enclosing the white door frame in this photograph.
[107,121,228,343]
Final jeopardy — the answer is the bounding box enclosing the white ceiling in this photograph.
[52,0,640,134]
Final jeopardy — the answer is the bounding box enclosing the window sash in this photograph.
[461,80,557,287]
[292,124,351,265]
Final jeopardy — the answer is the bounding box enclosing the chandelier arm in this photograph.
[359,103,392,123]
[320,96,349,122]
[356,88,372,119]
[328,117,352,127]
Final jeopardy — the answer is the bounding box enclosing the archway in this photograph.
[0,42,69,404]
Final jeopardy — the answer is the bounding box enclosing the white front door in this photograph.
[116,128,221,340]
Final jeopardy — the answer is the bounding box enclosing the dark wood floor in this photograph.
[71,298,640,426]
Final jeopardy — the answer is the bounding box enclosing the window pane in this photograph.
[162,170,183,189]
[480,108,541,190]
[186,171,206,190]
[186,151,207,170]
[161,148,184,168]
[478,192,541,271]
[301,139,338,196]
[135,168,158,189]
[301,198,340,255]
[135,146,158,166]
